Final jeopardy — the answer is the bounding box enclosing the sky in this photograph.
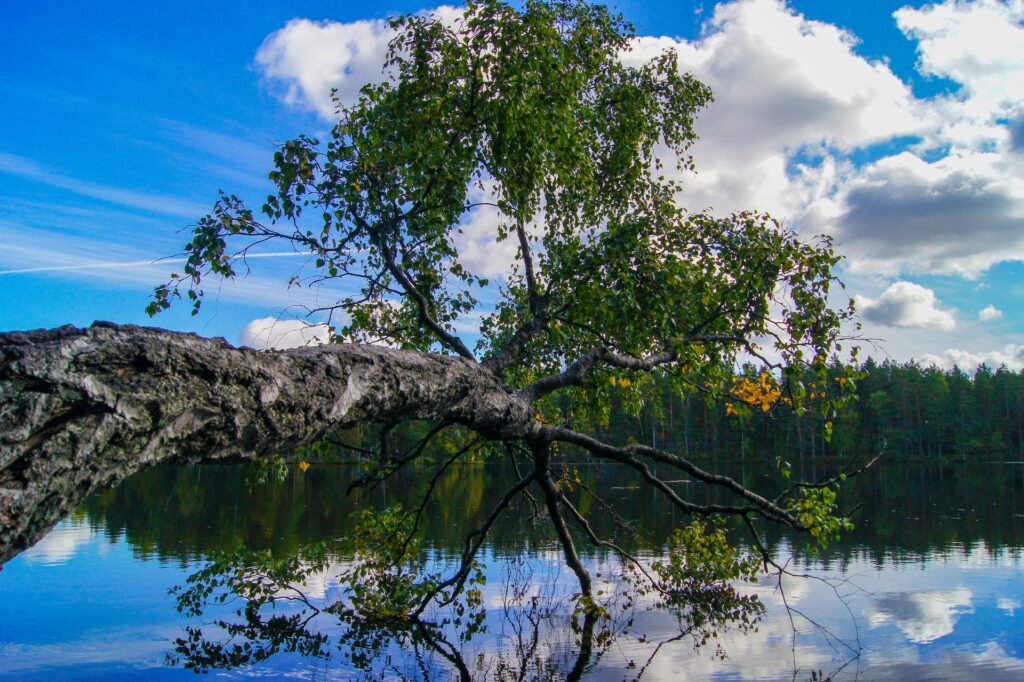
[0,0,1021,370]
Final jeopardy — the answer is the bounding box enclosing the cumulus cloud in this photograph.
[826,0,1024,275]
[626,0,921,219]
[255,7,464,117]
[979,304,1004,321]
[238,317,332,350]
[919,344,1024,372]
[896,0,1024,113]
[450,180,522,279]
[832,151,1024,276]
[1009,112,1024,152]
[641,0,1024,276]
[252,0,1024,280]
[634,0,920,151]
[854,281,956,330]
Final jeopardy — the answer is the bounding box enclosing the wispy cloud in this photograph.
[0,234,352,313]
[0,251,308,276]
[0,152,204,218]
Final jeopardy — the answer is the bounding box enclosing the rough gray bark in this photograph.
[0,322,537,565]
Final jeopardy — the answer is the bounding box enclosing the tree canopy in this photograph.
[150,0,849,383]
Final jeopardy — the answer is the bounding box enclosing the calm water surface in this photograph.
[1,461,1023,680]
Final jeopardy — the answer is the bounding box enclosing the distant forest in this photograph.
[598,359,1024,461]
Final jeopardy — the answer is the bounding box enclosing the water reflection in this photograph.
[0,461,1023,680]
[167,544,764,681]
[71,460,1024,565]
[17,517,97,566]
[866,587,974,644]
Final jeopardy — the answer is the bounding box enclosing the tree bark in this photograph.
[0,322,537,565]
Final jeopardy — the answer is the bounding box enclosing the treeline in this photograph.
[598,359,1024,461]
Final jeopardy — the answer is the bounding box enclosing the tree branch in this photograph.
[542,425,799,526]
[0,323,536,565]
[519,339,742,403]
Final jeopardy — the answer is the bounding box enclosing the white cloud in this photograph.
[896,0,1024,113]
[637,0,920,150]
[638,0,1024,277]
[855,281,956,330]
[826,0,1024,276]
[979,304,1004,321]
[254,7,465,117]
[626,0,921,220]
[0,225,348,313]
[919,344,1024,372]
[238,317,332,350]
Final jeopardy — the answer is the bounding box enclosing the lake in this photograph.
[1,460,1023,680]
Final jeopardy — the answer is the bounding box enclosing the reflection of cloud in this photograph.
[866,587,973,643]
[865,640,1024,682]
[0,626,185,675]
[271,562,347,601]
[997,597,1021,616]
[19,521,95,566]
[955,543,1024,570]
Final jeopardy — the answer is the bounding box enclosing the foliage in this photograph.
[597,358,1024,460]
[651,518,764,642]
[169,544,333,672]
[170,504,489,673]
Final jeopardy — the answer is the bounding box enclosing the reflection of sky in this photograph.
[0,520,196,679]
[2,535,1024,679]
[866,587,974,643]
[660,543,1024,681]
[17,520,97,566]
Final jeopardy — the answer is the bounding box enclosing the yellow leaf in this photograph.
[298,461,310,472]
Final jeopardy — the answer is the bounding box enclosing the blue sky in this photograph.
[1,0,1021,369]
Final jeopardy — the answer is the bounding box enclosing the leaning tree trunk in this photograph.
[0,322,536,565]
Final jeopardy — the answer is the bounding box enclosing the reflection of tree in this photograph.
[168,533,768,680]
[74,458,1023,574]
